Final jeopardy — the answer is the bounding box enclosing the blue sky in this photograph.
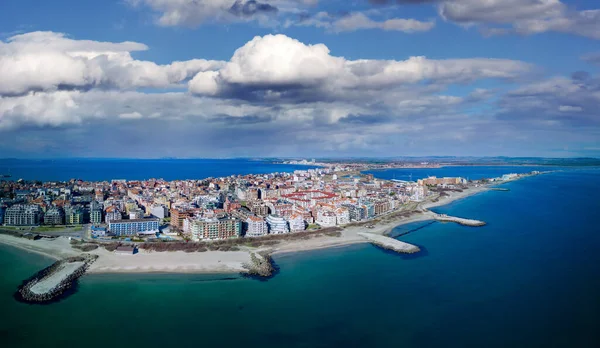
[0,0,599,158]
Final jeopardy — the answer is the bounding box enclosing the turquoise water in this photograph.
[1,168,599,347]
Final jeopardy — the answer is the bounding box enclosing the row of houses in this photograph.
[1,202,106,226]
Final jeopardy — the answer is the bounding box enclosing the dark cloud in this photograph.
[208,114,275,124]
[571,71,590,82]
[581,52,600,65]
[496,74,600,128]
[295,10,348,24]
[296,11,312,22]
[229,0,278,17]
[366,0,600,40]
[338,114,392,125]
[217,83,334,104]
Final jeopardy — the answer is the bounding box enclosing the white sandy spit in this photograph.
[87,248,252,274]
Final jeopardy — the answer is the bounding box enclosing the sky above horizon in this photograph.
[0,0,599,158]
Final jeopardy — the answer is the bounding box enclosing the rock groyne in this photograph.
[15,254,97,304]
[432,214,486,227]
[358,232,420,254]
[242,252,275,278]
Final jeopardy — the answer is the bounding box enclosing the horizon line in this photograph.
[0,156,599,161]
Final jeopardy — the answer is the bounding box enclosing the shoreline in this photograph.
[255,184,491,257]
[0,234,78,261]
[0,181,501,275]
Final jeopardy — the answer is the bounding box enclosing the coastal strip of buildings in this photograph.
[0,162,527,241]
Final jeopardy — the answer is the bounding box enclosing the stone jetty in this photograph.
[358,232,420,254]
[243,252,275,278]
[16,254,97,304]
[432,213,486,227]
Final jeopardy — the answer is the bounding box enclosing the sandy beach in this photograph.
[87,248,252,274]
[0,234,80,260]
[0,183,493,275]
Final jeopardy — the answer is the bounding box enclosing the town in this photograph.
[0,162,526,243]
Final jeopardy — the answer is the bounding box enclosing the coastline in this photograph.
[0,234,79,261]
[0,182,494,275]
[276,183,497,253]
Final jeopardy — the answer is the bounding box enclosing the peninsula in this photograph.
[0,162,543,300]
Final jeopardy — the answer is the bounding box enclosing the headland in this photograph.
[0,162,544,295]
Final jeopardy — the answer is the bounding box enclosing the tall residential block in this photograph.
[190,217,241,241]
[245,216,267,237]
[90,201,103,224]
[4,204,42,226]
[108,218,160,236]
[44,206,65,225]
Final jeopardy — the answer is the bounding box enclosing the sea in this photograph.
[0,160,599,348]
[0,158,320,182]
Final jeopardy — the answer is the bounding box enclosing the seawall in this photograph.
[15,254,97,304]
[358,232,420,254]
[242,252,276,279]
[432,214,486,227]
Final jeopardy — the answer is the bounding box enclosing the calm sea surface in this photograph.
[0,158,319,182]
[0,164,599,347]
[363,165,560,181]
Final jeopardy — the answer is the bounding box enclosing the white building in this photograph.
[502,173,519,181]
[245,216,268,237]
[335,208,350,225]
[286,213,305,232]
[105,209,122,223]
[266,215,290,234]
[108,218,159,236]
[408,186,426,201]
[316,210,337,227]
[151,205,168,219]
[182,217,193,235]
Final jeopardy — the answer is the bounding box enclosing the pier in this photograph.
[358,232,420,254]
[431,213,486,227]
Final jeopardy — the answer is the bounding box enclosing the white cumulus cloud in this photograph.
[0,31,224,96]
[189,34,532,100]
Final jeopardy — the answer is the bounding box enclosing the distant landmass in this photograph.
[1,156,599,167]
[274,156,600,166]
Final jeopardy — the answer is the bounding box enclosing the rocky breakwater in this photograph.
[358,232,420,254]
[242,252,275,278]
[15,254,98,304]
[432,213,486,227]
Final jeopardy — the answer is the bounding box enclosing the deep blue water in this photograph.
[0,167,599,347]
[364,165,560,181]
[0,158,319,182]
